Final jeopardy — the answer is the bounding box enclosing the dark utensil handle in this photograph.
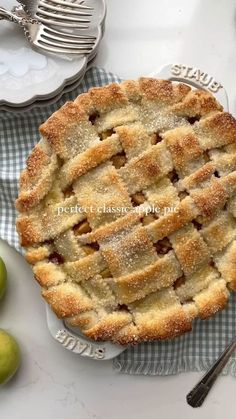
[187,337,236,407]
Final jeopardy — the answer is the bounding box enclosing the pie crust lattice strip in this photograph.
[16,78,236,345]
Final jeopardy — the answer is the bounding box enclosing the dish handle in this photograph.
[150,63,229,111]
[46,305,126,360]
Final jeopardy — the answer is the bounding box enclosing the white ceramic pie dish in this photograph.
[151,63,229,112]
[45,63,229,360]
[0,0,106,108]
[46,306,125,360]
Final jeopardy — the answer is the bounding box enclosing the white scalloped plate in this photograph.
[0,0,106,107]
[0,20,105,112]
[0,72,85,112]
[0,54,98,113]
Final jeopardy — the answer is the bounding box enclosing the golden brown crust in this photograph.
[178,162,215,190]
[146,196,199,242]
[39,102,87,157]
[119,142,173,194]
[214,241,236,291]
[15,142,58,212]
[16,216,41,247]
[164,126,203,176]
[139,78,190,104]
[113,251,181,304]
[16,197,85,246]
[15,77,236,344]
[171,89,222,117]
[25,245,52,265]
[198,112,236,146]
[170,224,211,276]
[74,83,128,116]
[131,288,193,340]
[190,179,228,218]
[194,280,229,319]
[64,252,107,282]
[42,283,93,318]
[137,306,193,341]
[59,135,122,189]
[34,262,66,288]
[83,311,133,341]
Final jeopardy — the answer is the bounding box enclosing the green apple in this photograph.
[0,256,7,300]
[0,330,21,385]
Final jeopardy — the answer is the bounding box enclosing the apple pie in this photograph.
[16,78,236,344]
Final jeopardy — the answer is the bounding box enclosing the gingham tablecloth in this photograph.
[1,67,236,376]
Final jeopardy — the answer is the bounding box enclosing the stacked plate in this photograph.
[0,0,106,112]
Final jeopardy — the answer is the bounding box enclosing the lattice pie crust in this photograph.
[16,78,236,344]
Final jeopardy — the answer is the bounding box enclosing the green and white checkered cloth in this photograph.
[1,67,236,376]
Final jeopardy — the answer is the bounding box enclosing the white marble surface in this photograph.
[1,0,236,417]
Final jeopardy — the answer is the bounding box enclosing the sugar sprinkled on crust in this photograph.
[15,78,236,344]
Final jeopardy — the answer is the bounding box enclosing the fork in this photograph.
[0,7,96,55]
[17,0,93,28]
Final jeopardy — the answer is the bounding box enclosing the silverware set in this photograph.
[0,0,96,55]
[18,0,93,27]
